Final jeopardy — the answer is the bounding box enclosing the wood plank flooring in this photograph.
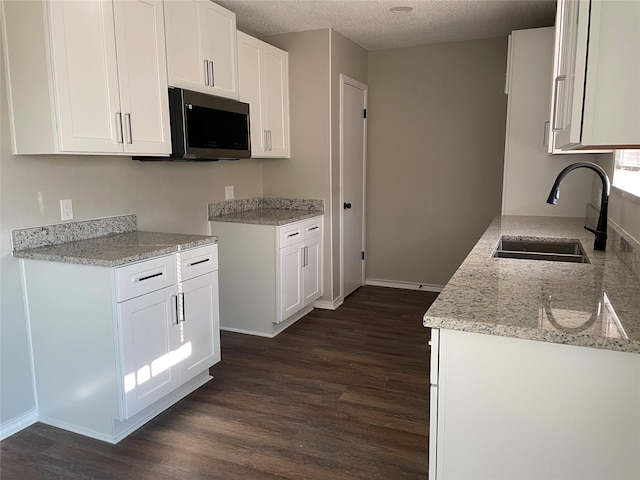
[0,286,438,480]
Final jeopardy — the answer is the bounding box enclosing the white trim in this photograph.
[365,278,444,293]
[314,297,343,310]
[0,409,38,441]
[20,258,39,412]
[339,73,368,300]
[327,30,334,315]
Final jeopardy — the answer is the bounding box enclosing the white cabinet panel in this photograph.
[1,0,171,155]
[113,0,171,154]
[302,233,321,305]
[117,285,179,419]
[202,2,238,98]
[262,47,290,157]
[550,0,640,151]
[212,215,323,337]
[279,242,303,321]
[431,329,640,479]
[165,0,238,99]
[115,254,176,302]
[179,271,221,383]
[21,243,220,442]
[164,0,207,92]
[47,0,122,153]
[237,31,290,158]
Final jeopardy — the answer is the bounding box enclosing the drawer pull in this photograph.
[286,232,300,238]
[137,272,163,282]
[307,226,319,231]
[188,258,209,267]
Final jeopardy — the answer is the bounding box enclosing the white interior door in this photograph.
[340,76,367,298]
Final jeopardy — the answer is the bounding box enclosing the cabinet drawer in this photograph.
[178,244,218,281]
[304,219,322,238]
[279,222,303,248]
[115,255,176,302]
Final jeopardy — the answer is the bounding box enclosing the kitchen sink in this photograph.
[492,236,589,263]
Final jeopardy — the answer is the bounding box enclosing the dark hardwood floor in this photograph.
[0,286,438,480]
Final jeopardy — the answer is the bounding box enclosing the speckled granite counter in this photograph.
[12,215,216,267]
[423,215,640,354]
[208,197,324,226]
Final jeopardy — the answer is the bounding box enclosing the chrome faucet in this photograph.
[546,162,610,251]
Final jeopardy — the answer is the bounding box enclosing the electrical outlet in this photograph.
[60,199,73,221]
[225,185,234,200]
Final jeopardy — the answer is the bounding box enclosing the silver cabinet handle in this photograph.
[204,60,210,86]
[124,113,133,144]
[551,76,566,131]
[268,130,272,151]
[180,292,186,323]
[209,60,215,87]
[264,130,269,151]
[116,112,123,143]
[173,294,179,325]
[543,120,550,147]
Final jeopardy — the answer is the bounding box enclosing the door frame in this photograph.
[339,74,368,299]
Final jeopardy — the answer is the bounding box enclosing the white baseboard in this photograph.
[0,408,38,441]
[313,297,343,310]
[365,278,444,293]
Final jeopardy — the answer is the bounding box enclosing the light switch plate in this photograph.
[225,185,234,200]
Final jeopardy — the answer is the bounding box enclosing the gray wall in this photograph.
[329,31,368,300]
[366,38,508,287]
[0,32,263,428]
[262,29,368,306]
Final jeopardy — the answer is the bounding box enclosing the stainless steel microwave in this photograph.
[135,88,251,161]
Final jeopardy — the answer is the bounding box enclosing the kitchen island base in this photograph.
[430,328,640,479]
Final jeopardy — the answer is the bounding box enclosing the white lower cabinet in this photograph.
[429,328,640,479]
[21,244,220,443]
[211,215,323,337]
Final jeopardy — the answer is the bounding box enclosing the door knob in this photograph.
[344,202,352,209]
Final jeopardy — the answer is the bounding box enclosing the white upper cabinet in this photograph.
[112,0,172,155]
[1,0,171,156]
[550,0,640,151]
[237,31,290,158]
[164,0,239,99]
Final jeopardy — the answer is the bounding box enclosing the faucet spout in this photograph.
[546,162,610,251]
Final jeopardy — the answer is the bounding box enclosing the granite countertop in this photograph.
[208,197,324,226]
[13,230,216,268]
[211,208,324,226]
[423,215,640,354]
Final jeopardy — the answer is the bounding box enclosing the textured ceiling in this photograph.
[216,0,557,51]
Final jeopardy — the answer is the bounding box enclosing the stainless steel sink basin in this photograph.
[492,236,589,263]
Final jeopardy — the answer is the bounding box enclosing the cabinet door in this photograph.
[164,0,208,92]
[552,0,588,150]
[117,285,180,420]
[237,32,290,158]
[262,46,290,157]
[178,271,221,384]
[112,0,170,155]
[201,0,238,99]
[47,0,122,153]
[303,235,321,306]
[278,242,303,322]
[237,32,267,155]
